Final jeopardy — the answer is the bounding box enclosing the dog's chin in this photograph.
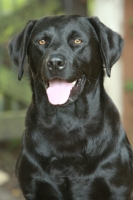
[43,75,86,106]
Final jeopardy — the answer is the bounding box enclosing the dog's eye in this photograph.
[74,39,82,44]
[38,40,46,45]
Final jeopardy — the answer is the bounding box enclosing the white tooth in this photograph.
[72,80,76,86]
[45,83,49,89]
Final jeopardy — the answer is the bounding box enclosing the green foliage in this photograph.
[0,0,62,44]
[7,138,21,151]
[0,66,31,105]
[0,0,27,15]
[87,0,94,16]
[125,80,133,92]
[0,109,26,139]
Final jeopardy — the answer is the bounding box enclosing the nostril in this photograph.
[47,61,53,71]
[46,55,66,71]
[58,60,64,66]
[47,61,53,67]
[57,60,65,70]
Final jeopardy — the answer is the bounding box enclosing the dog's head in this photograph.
[9,16,124,105]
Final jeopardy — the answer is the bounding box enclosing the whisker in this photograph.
[73,51,86,62]
[87,79,93,89]
[73,51,98,84]
[75,67,82,79]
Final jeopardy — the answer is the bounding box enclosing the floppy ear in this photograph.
[89,17,124,77]
[8,20,37,80]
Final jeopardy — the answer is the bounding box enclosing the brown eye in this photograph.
[74,39,82,44]
[38,40,46,45]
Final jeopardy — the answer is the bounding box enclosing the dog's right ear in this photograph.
[88,17,124,77]
[8,20,37,80]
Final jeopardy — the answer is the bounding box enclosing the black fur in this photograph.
[9,15,133,200]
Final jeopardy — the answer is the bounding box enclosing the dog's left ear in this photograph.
[8,20,37,80]
[89,17,124,77]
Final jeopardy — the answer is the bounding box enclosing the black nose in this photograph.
[47,55,66,71]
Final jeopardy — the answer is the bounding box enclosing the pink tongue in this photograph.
[46,79,73,105]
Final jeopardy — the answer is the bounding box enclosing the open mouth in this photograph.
[44,75,86,105]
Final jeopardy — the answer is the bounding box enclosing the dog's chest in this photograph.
[47,156,91,183]
[37,109,88,156]
[42,156,109,199]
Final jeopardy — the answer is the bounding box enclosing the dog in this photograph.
[9,15,133,200]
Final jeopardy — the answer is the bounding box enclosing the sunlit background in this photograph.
[0,0,133,199]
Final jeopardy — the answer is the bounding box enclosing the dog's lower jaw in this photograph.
[66,75,86,105]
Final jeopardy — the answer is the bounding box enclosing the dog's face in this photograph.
[9,16,124,105]
[29,16,101,81]
[28,16,102,105]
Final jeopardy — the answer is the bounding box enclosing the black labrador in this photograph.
[9,15,133,200]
